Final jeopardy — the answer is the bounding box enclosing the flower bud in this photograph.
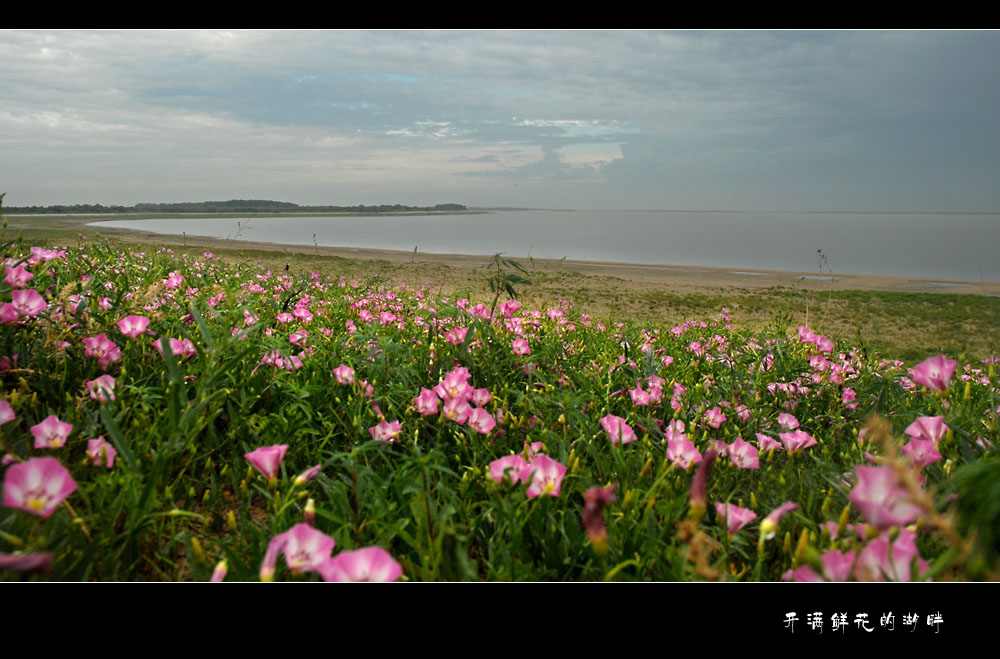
[210,560,227,582]
[191,537,206,563]
[227,510,238,533]
[304,498,316,526]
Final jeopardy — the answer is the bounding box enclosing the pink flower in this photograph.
[4,264,33,288]
[11,289,46,318]
[520,454,567,498]
[904,416,946,445]
[245,444,289,482]
[689,449,717,511]
[854,529,929,582]
[489,455,529,484]
[444,326,469,345]
[628,386,650,406]
[777,413,799,431]
[779,429,817,453]
[470,388,492,406]
[259,523,336,581]
[412,388,440,416]
[511,338,531,356]
[901,438,942,469]
[849,465,923,530]
[727,437,759,469]
[153,337,197,361]
[663,419,686,442]
[116,315,151,338]
[704,407,726,429]
[910,354,957,392]
[755,432,783,452]
[842,387,858,409]
[3,457,77,518]
[814,335,834,353]
[319,546,403,582]
[294,464,322,486]
[31,415,73,449]
[210,561,227,582]
[714,502,757,535]
[0,400,14,425]
[86,375,116,402]
[797,326,816,344]
[783,549,856,582]
[86,437,117,468]
[667,439,702,470]
[333,364,355,385]
[760,501,798,539]
[599,414,637,446]
[583,484,617,551]
[368,420,402,443]
[82,333,122,371]
[0,552,54,573]
[442,397,471,425]
[467,408,497,435]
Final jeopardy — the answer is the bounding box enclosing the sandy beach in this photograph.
[93,224,1000,297]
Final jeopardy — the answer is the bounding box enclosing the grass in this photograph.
[1,218,997,582]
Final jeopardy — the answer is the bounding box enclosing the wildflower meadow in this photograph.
[1,226,998,581]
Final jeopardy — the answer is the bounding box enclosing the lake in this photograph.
[91,210,1000,282]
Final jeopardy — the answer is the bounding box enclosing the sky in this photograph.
[2,30,999,212]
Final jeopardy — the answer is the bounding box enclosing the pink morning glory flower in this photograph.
[153,337,197,361]
[849,465,923,530]
[583,484,617,551]
[727,437,759,469]
[904,416,946,445]
[854,529,929,582]
[489,455,529,485]
[332,364,355,385]
[117,315,151,339]
[444,326,469,345]
[4,264,33,288]
[3,457,77,518]
[294,464,322,487]
[910,354,957,392]
[901,438,942,469]
[260,523,336,581]
[0,400,14,425]
[86,375,116,403]
[628,386,650,406]
[664,419,686,442]
[777,413,799,431]
[86,437,117,469]
[31,415,73,449]
[704,407,726,429]
[755,433,783,452]
[511,338,531,356]
[82,333,122,371]
[368,420,402,443]
[245,444,289,482]
[667,439,702,470]
[0,552,54,573]
[442,397,471,425]
[319,546,403,582]
[11,289,47,318]
[520,454,567,498]
[760,501,799,539]
[779,429,817,453]
[412,387,440,416]
[714,502,757,535]
[467,408,497,435]
[599,414,637,446]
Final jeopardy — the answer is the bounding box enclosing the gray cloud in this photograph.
[1,30,998,210]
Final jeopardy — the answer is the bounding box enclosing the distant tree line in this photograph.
[4,200,468,214]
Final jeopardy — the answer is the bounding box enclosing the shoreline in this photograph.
[84,223,1000,297]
